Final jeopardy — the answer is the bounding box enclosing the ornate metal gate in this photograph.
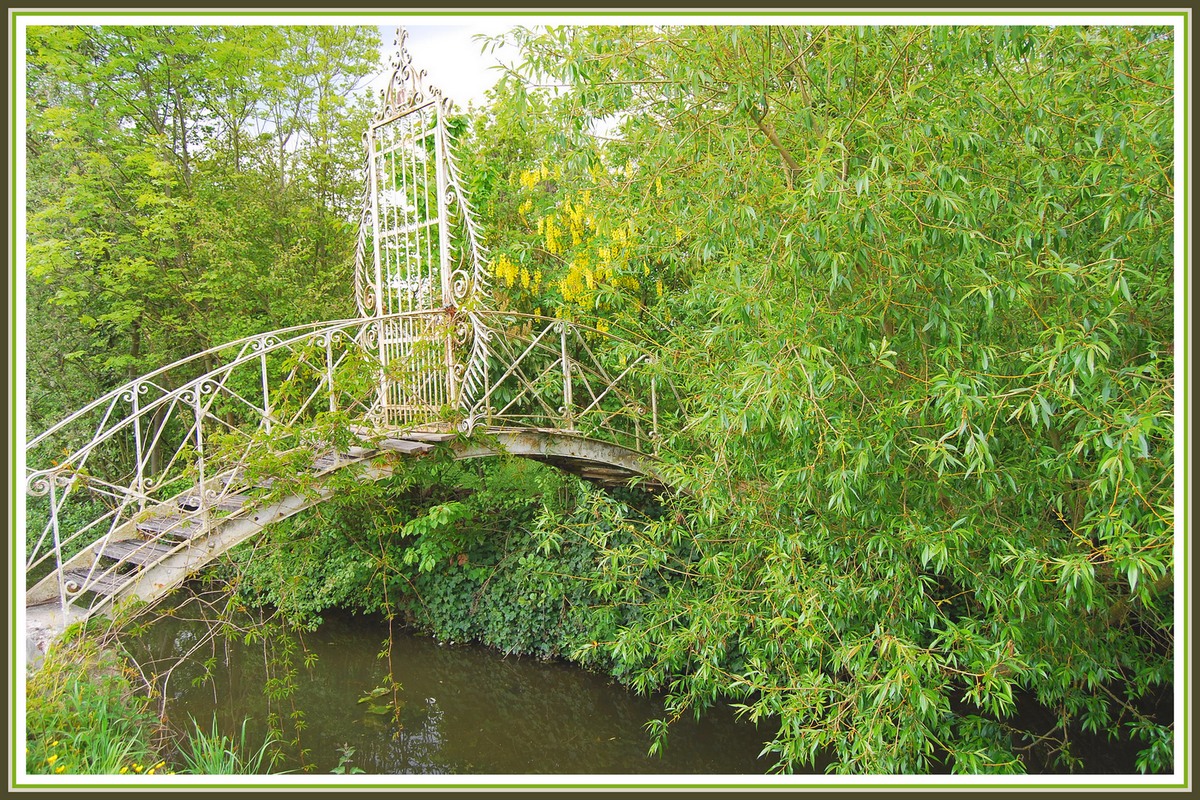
[356,31,490,428]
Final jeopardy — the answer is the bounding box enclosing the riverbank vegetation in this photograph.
[23,22,1177,775]
[24,622,285,775]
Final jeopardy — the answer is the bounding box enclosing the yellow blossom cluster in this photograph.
[565,192,594,245]
[510,159,668,316]
[490,254,541,292]
[558,251,592,304]
[491,254,520,287]
[539,214,564,255]
[518,164,559,190]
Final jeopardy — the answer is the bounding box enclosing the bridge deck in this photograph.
[24,428,664,667]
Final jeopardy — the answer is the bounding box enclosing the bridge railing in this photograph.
[24,310,664,621]
[456,312,660,453]
[24,316,386,612]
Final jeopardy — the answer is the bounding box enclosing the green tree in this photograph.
[25,25,379,432]
[483,24,1175,774]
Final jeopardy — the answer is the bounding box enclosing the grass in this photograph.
[25,632,165,775]
[25,627,284,776]
[177,716,283,775]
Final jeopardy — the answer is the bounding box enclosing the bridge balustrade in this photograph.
[24,310,664,624]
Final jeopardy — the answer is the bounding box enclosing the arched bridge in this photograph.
[24,311,670,660]
[23,33,673,662]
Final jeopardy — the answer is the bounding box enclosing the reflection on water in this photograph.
[127,603,778,775]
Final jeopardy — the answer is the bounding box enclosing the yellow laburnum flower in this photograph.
[520,267,530,289]
[655,176,663,196]
[656,279,664,298]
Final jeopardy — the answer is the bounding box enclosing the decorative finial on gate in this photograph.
[377,28,445,122]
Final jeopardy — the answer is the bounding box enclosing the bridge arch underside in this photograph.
[25,431,665,659]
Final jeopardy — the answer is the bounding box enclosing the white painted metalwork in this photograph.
[25,311,663,626]
[356,29,491,428]
[24,30,671,655]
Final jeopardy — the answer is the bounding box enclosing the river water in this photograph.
[124,590,1165,776]
[128,600,778,775]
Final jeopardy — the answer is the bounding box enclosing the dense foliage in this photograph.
[25,25,379,429]
[221,453,642,664]
[24,23,1176,776]
[466,24,1176,773]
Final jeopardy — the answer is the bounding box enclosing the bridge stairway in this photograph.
[53,449,347,606]
[31,429,661,635]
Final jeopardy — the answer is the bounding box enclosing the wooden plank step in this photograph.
[177,492,250,513]
[99,539,177,567]
[378,438,436,455]
[221,468,275,490]
[403,431,457,443]
[62,568,130,596]
[135,513,204,540]
[312,452,340,471]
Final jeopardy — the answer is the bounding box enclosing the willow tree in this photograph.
[484,24,1176,774]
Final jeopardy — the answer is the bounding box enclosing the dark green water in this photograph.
[129,603,778,775]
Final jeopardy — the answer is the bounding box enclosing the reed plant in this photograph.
[177,716,283,775]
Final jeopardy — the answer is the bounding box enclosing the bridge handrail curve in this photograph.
[25,309,668,622]
[26,315,375,453]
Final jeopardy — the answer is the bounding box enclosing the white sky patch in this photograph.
[368,21,520,111]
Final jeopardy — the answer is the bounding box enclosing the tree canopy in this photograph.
[466,24,1176,773]
[25,25,380,429]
